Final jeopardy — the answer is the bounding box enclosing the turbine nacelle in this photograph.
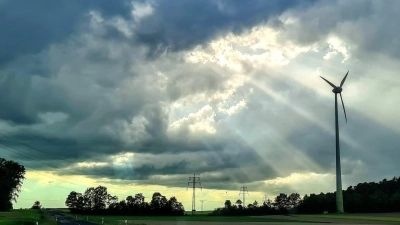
[332,87,342,93]
[320,71,349,123]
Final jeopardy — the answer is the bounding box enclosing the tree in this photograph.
[264,198,273,208]
[273,193,289,210]
[150,192,167,214]
[65,191,85,212]
[253,200,258,207]
[235,199,242,206]
[167,196,185,215]
[126,195,134,209]
[133,193,145,209]
[288,193,301,208]
[83,186,116,212]
[224,200,232,208]
[390,191,400,211]
[31,201,41,209]
[0,158,26,211]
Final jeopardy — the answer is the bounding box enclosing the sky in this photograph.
[1,0,399,211]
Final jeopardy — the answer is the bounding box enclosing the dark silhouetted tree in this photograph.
[150,192,167,215]
[288,193,301,208]
[31,201,41,209]
[224,200,232,208]
[126,195,134,210]
[264,198,273,208]
[65,191,85,212]
[273,193,289,210]
[134,193,145,209]
[0,158,26,211]
[82,186,117,212]
[167,196,185,215]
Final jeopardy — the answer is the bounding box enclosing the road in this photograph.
[46,209,97,225]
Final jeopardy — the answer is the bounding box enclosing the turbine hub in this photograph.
[332,87,342,93]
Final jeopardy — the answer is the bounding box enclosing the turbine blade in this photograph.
[340,71,349,88]
[320,76,336,88]
[340,93,347,123]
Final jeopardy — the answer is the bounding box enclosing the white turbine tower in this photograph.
[320,71,349,213]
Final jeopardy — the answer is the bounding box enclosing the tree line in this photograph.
[212,176,400,216]
[298,176,400,213]
[65,186,185,216]
[211,193,301,216]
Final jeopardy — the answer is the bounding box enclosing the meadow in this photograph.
[0,209,57,225]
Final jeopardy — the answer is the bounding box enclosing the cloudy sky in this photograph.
[1,0,399,210]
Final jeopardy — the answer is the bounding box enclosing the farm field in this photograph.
[63,213,317,225]
[184,210,213,215]
[253,213,400,224]
[0,209,58,225]
[61,210,400,225]
[296,213,400,223]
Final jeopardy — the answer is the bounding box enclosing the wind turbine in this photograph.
[320,71,349,213]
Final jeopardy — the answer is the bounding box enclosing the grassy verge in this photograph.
[297,214,400,223]
[0,209,58,225]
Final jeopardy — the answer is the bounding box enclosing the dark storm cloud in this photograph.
[0,73,69,124]
[135,0,317,55]
[0,0,319,64]
[1,131,122,160]
[0,0,132,65]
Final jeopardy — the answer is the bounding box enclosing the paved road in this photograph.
[46,209,97,225]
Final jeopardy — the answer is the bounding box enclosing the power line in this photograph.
[0,136,172,193]
[239,186,248,207]
[0,134,197,195]
[187,173,202,215]
[24,177,76,191]
[0,134,215,199]
[0,143,62,170]
[0,135,131,186]
[18,198,63,201]
[0,133,114,178]
[0,144,89,189]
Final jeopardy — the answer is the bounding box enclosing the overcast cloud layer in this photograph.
[1,0,399,209]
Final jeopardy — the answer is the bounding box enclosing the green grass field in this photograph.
[297,214,400,223]
[184,210,212,215]
[0,209,58,225]
[64,212,318,225]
